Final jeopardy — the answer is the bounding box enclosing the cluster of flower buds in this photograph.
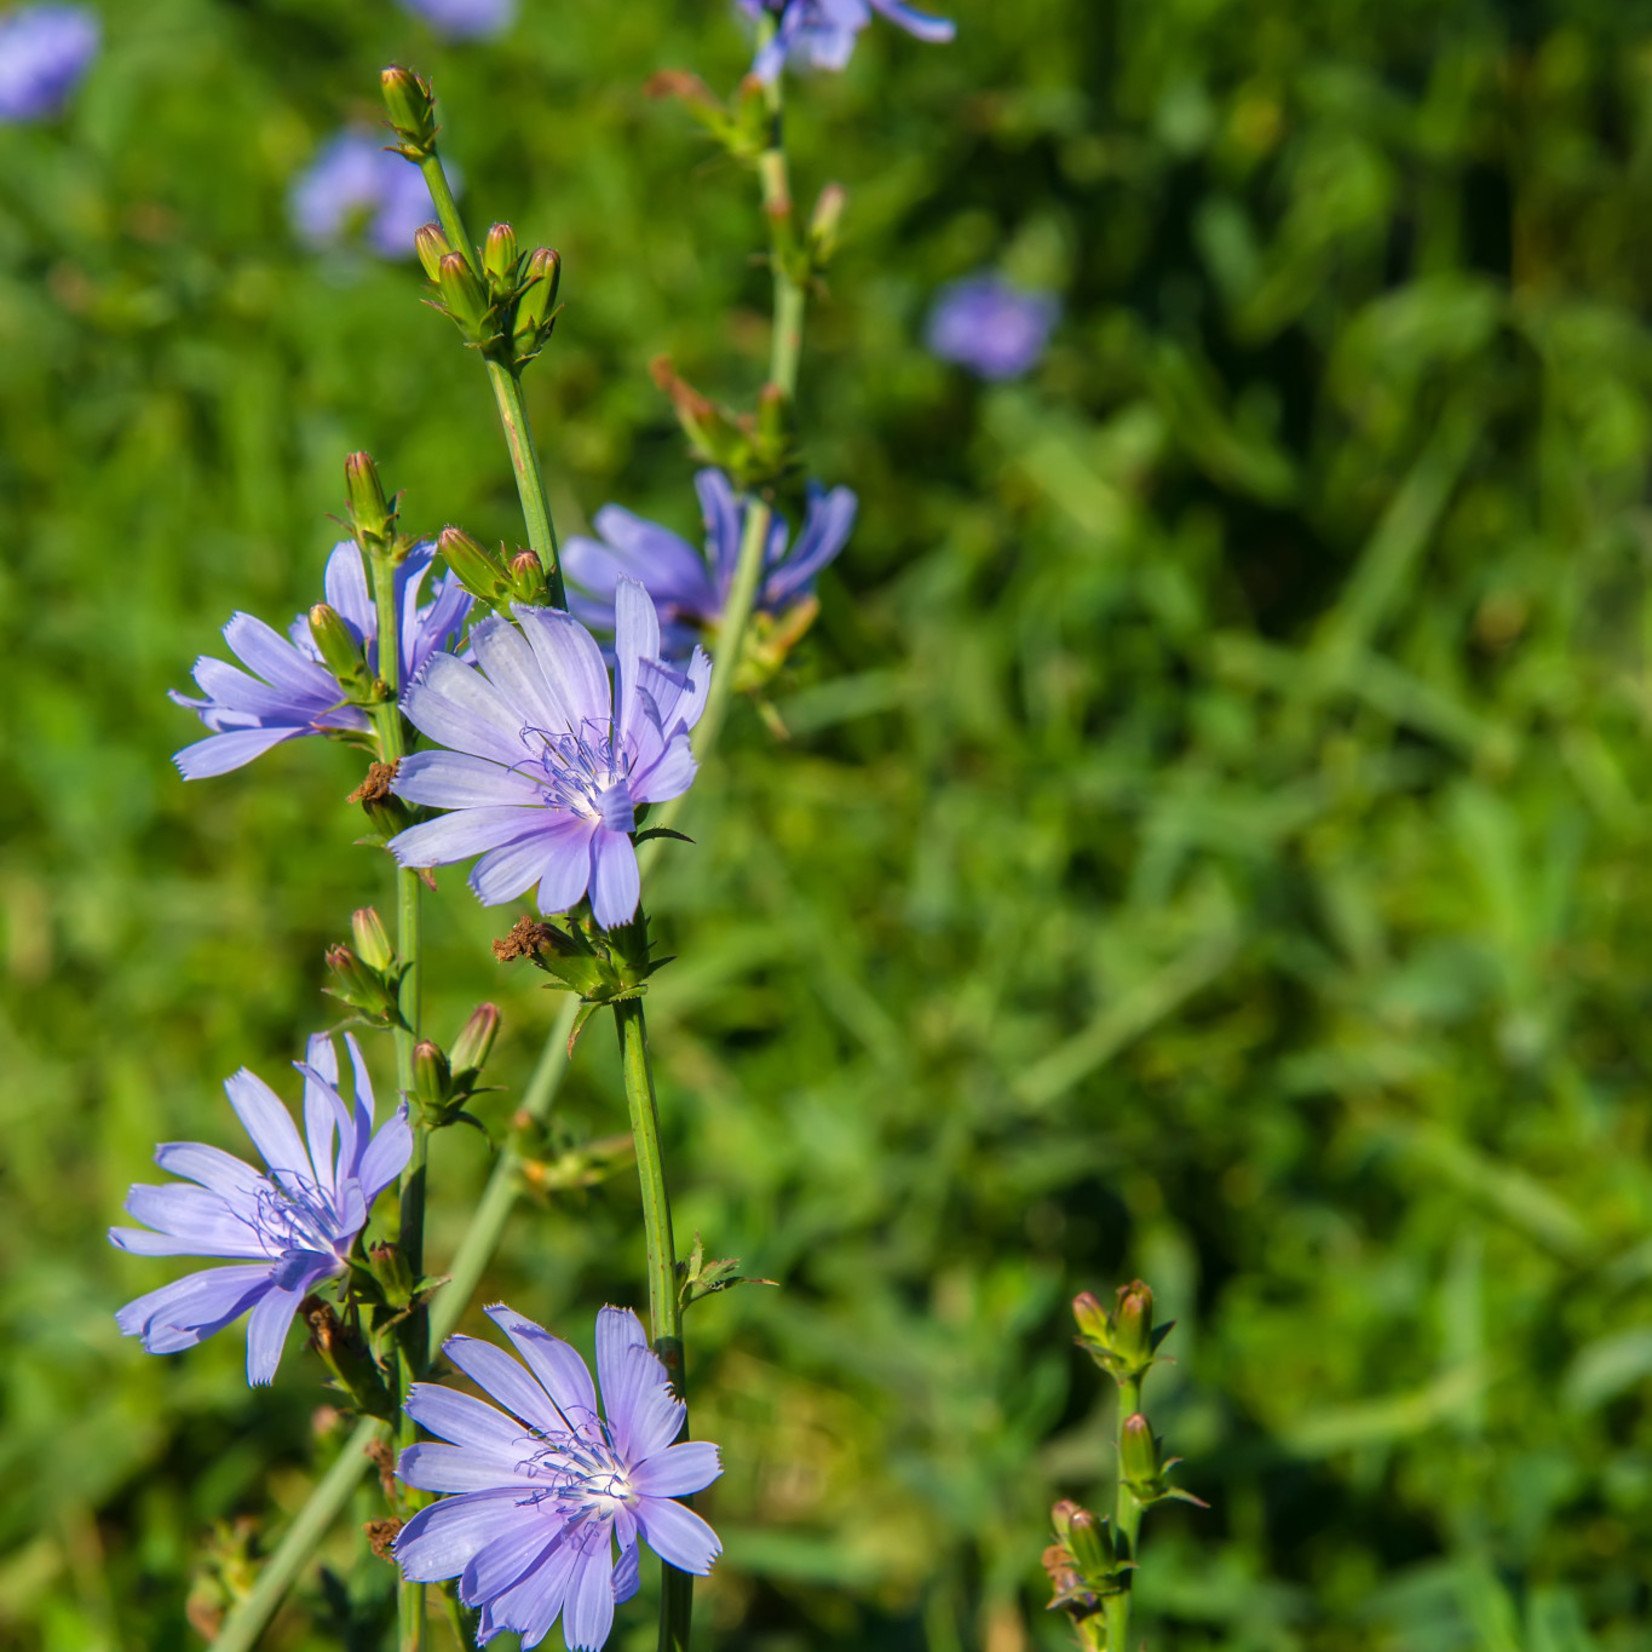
[324,908,407,1028]
[1044,1498,1131,1645]
[1119,1412,1208,1511]
[1073,1279,1173,1385]
[651,359,797,490]
[435,525,549,613]
[410,1002,501,1130]
[493,911,670,1051]
[416,221,562,371]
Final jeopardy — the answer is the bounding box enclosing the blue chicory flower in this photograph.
[387,581,707,929]
[396,1303,722,1651]
[737,0,954,81]
[0,3,98,121]
[564,469,857,659]
[110,1033,411,1386]
[171,539,471,780]
[290,131,440,260]
[398,0,516,38]
[926,274,1060,381]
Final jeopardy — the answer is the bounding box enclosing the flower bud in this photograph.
[1114,1280,1154,1367]
[437,526,513,605]
[351,908,394,974]
[324,944,400,1024]
[1072,1290,1109,1343]
[415,222,452,282]
[368,1239,413,1307]
[345,452,397,553]
[437,251,492,342]
[483,222,519,293]
[807,181,847,266]
[381,65,438,158]
[1065,1507,1111,1574]
[512,247,562,362]
[451,1002,500,1077]
[413,1040,452,1119]
[309,604,369,694]
[508,550,549,605]
[1120,1412,1159,1490]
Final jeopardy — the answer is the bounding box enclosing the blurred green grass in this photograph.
[4,0,1652,1647]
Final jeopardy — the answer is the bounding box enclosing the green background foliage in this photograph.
[3,0,1651,1647]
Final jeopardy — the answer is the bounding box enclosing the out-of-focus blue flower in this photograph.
[0,3,98,122]
[737,0,954,80]
[396,1303,722,1650]
[926,274,1060,380]
[564,469,857,658]
[388,582,707,929]
[171,540,471,780]
[110,1033,411,1386]
[290,132,440,260]
[398,0,516,38]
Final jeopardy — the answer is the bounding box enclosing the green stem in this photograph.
[758,70,805,401]
[613,994,691,1652]
[367,556,427,1652]
[687,499,772,772]
[1104,1375,1144,1652]
[417,151,565,603]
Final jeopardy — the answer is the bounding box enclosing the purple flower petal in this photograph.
[114,1263,272,1354]
[401,652,529,767]
[462,1522,560,1609]
[113,1184,264,1259]
[400,1441,522,1495]
[395,1489,527,1583]
[631,1441,722,1499]
[441,1333,565,1434]
[406,1383,537,1457]
[356,1103,412,1204]
[483,1304,600,1424]
[153,1141,264,1200]
[245,1280,307,1385]
[562,1529,617,1652]
[513,607,611,731]
[389,806,548,869]
[588,830,641,929]
[470,831,568,906]
[633,1497,722,1575]
[224,1069,311,1183]
[174,726,303,780]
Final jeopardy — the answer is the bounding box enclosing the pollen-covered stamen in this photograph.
[517,718,635,829]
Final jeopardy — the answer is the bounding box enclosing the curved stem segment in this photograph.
[416,150,565,604]
[1103,1374,1144,1652]
[613,993,691,1652]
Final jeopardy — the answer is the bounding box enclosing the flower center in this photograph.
[523,1424,635,1523]
[518,719,635,832]
[246,1174,348,1263]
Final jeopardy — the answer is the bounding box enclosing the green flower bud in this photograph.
[807,181,847,267]
[437,525,513,605]
[437,251,492,343]
[368,1239,414,1308]
[350,908,394,974]
[415,223,452,282]
[381,65,438,159]
[1072,1290,1109,1344]
[324,944,400,1024]
[1120,1412,1160,1490]
[511,247,562,364]
[1065,1508,1111,1575]
[1114,1279,1154,1367]
[309,604,370,696]
[508,550,549,605]
[451,1002,500,1077]
[483,222,519,294]
[413,1040,452,1120]
[345,451,397,553]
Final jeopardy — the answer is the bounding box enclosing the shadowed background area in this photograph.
[4,1,1652,1647]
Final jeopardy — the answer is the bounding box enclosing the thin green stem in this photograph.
[1104,1375,1144,1652]
[758,68,805,400]
[211,1418,386,1652]
[613,994,691,1652]
[687,499,773,772]
[368,555,427,1652]
[416,150,565,602]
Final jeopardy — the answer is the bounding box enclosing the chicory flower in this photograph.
[0,4,98,122]
[926,274,1060,381]
[388,581,706,928]
[397,0,516,38]
[737,0,954,81]
[110,1033,411,1385]
[171,539,471,780]
[396,1303,721,1651]
[564,469,856,659]
[290,131,441,260]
